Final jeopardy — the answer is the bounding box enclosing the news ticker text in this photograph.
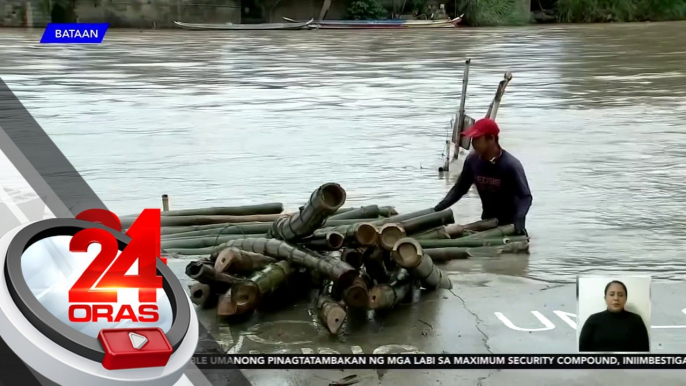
[191,354,686,369]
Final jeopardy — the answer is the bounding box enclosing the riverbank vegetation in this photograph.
[556,0,686,23]
[345,0,686,26]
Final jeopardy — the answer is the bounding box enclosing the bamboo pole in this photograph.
[125,214,287,228]
[391,238,452,290]
[189,283,217,308]
[231,261,295,313]
[158,203,284,217]
[185,261,245,294]
[299,231,345,250]
[226,238,358,288]
[377,223,406,251]
[396,209,455,235]
[362,247,390,284]
[445,218,499,238]
[418,235,528,249]
[214,247,277,274]
[458,225,516,240]
[343,275,372,309]
[318,282,347,334]
[269,183,346,241]
[217,288,253,317]
[371,208,435,227]
[327,205,380,220]
[368,268,413,309]
[341,248,364,269]
[161,234,263,250]
[413,226,451,240]
[312,222,378,246]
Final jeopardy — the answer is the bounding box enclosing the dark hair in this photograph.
[604,280,628,297]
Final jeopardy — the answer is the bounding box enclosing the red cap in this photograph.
[462,118,500,138]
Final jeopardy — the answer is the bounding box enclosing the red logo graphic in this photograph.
[68,209,166,323]
[98,327,173,370]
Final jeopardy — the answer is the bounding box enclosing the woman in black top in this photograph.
[578,280,650,352]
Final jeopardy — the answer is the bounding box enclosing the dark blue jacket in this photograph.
[434,150,533,231]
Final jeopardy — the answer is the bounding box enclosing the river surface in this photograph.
[1,22,685,284]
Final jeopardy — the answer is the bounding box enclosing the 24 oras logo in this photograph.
[68,208,165,324]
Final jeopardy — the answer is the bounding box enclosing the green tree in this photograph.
[346,0,388,20]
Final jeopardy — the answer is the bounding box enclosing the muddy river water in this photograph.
[1,21,686,285]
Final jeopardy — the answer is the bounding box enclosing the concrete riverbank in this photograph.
[168,258,686,385]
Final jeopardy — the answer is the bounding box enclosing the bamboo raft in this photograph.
[136,184,529,335]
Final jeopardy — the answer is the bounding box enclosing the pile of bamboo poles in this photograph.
[144,183,529,335]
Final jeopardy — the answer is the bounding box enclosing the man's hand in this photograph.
[514,227,528,237]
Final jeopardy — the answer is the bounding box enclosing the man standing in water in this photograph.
[433,118,533,235]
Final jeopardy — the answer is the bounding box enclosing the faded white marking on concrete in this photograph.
[300,348,314,354]
[351,345,364,354]
[226,335,244,354]
[495,311,555,331]
[373,344,423,354]
[318,347,339,354]
[553,310,578,329]
[244,320,314,346]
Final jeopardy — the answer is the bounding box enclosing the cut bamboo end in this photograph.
[344,277,370,309]
[232,282,260,307]
[391,238,422,268]
[344,287,368,308]
[368,285,387,309]
[214,248,235,272]
[355,223,378,246]
[338,270,360,290]
[341,248,364,269]
[186,261,216,283]
[217,290,238,317]
[319,183,347,210]
[444,223,465,238]
[319,300,347,335]
[326,231,345,249]
[379,224,406,251]
[189,283,214,308]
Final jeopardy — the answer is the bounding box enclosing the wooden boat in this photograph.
[283,16,462,29]
[174,19,314,31]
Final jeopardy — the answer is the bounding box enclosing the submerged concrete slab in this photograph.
[168,259,686,385]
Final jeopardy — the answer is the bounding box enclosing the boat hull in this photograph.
[174,19,314,31]
[284,16,462,29]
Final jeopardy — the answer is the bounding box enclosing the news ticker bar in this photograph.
[191,354,686,370]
